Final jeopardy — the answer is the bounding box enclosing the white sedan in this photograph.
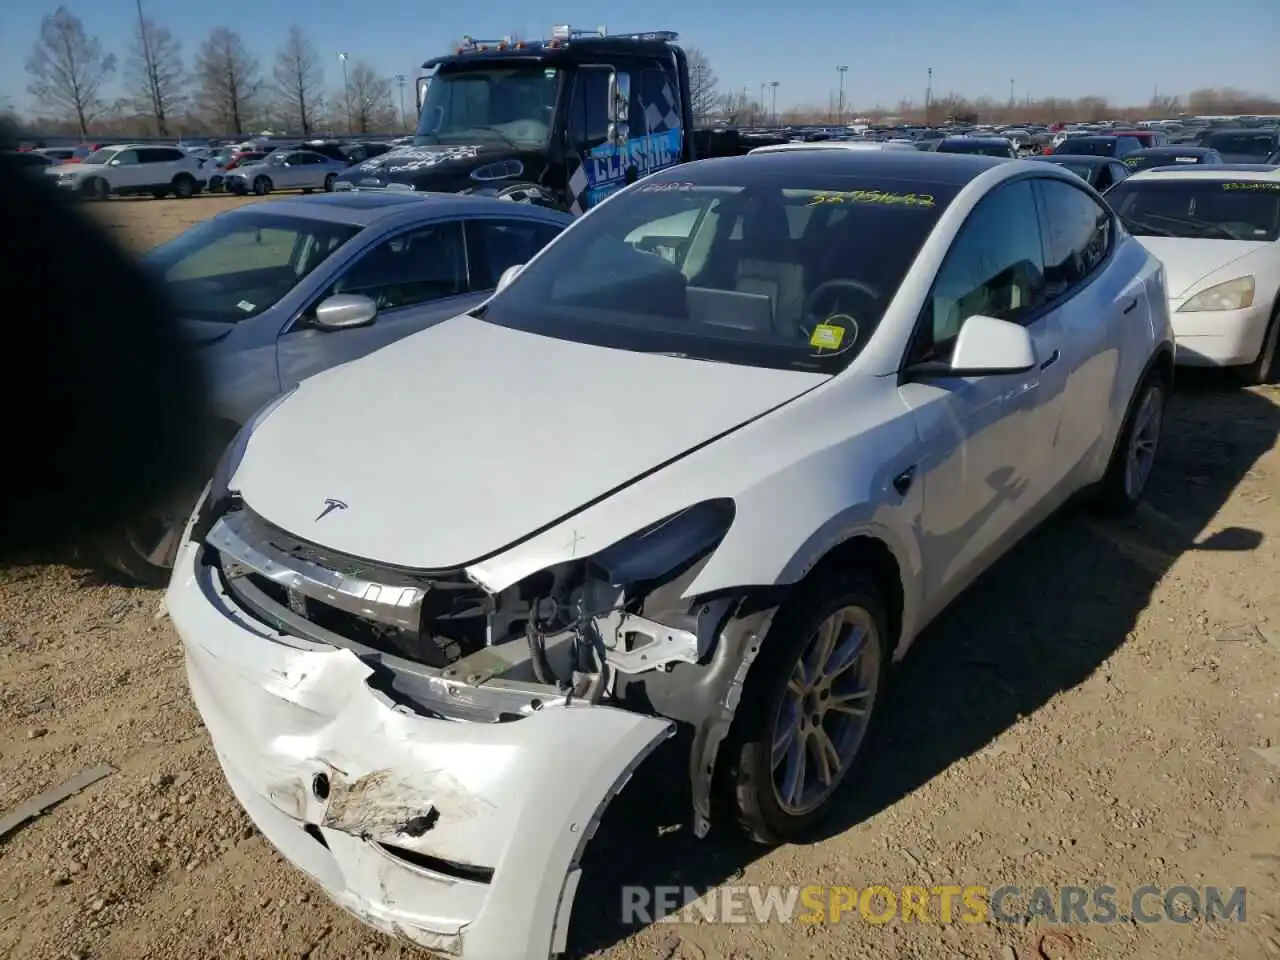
[167,151,1173,960]
[1105,165,1280,383]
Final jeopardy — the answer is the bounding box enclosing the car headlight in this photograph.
[1179,276,1255,312]
[591,499,736,588]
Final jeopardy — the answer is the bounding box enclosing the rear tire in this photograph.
[323,174,337,192]
[1236,305,1280,386]
[1091,368,1167,516]
[253,176,272,196]
[172,173,196,199]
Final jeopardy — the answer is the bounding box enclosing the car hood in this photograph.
[1133,237,1271,297]
[335,143,514,190]
[232,316,828,569]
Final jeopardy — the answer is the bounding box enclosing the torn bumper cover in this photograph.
[167,542,674,960]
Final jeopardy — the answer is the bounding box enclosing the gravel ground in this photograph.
[1,197,1278,960]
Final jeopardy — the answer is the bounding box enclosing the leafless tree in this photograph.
[124,18,185,136]
[193,27,261,135]
[347,61,394,134]
[25,7,117,137]
[685,47,719,124]
[272,25,323,136]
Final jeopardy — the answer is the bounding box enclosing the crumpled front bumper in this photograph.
[167,541,674,959]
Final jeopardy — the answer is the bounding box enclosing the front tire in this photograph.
[253,176,272,196]
[172,173,196,199]
[80,177,109,200]
[1236,305,1279,386]
[720,572,890,845]
[323,173,337,191]
[1091,369,1167,516]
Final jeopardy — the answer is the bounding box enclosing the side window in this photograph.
[1034,178,1114,301]
[468,219,563,289]
[637,68,674,136]
[157,148,185,163]
[568,69,610,146]
[112,150,139,166]
[911,180,1046,363]
[1111,163,1130,184]
[329,221,466,311]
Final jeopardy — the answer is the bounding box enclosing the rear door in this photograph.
[276,218,480,389]
[1032,176,1131,491]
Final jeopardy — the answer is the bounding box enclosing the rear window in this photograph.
[1055,139,1116,157]
[1106,179,1280,242]
[936,139,1012,157]
[481,170,960,374]
[1205,132,1277,157]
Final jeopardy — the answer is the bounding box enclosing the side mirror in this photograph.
[607,71,630,147]
[312,293,377,331]
[496,263,524,292]
[910,315,1037,378]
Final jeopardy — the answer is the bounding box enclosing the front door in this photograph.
[898,179,1064,619]
[276,219,483,389]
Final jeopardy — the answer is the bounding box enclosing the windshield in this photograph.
[1107,180,1280,242]
[937,140,1011,157]
[143,212,361,323]
[1127,153,1203,172]
[414,65,559,148]
[481,171,958,373]
[81,148,115,165]
[1205,132,1277,157]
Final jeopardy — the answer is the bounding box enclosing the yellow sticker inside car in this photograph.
[807,190,936,208]
[810,323,846,350]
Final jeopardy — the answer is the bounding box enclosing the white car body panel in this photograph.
[1134,236,1278,366]
[233,316,828,568]
[167,541,673,960]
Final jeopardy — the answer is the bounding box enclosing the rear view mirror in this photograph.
[312,293,377,330]
[496,263,524,292]
[910,315,1037,378]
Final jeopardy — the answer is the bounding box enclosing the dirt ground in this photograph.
[1,196,1278,960]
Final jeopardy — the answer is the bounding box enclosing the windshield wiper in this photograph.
[1120,214,1175,238]
[466,125,521,150]
[1137,211,1238,240]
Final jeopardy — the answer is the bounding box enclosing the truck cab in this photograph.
[334,25,699,213]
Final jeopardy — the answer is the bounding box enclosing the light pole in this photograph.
[394,74,408,133]
[769,80,779,126]
[836,65,848,126]
[1009,78,1016,111]
[758,82,765,125]
[338,52,351,134]
[925,67,933,125]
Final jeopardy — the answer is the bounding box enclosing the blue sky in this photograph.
[2,0,1276,115]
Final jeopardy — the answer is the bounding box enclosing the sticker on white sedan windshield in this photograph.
[809,322,847,350]
[1223,182,1280,192]
[807,190,936,208]
[237,300,255,312]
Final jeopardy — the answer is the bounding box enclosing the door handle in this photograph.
[1121,298,1138,315]
[1039,348,1060,370]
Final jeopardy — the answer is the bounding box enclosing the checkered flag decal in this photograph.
[645,79,681,135]
[567,165,592,215]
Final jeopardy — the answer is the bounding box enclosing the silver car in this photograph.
[223,149,350,196]
[96,191,572,583]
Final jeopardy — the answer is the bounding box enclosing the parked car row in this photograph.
[67,139,1276,959]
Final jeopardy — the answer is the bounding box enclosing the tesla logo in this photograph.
[315,498,348,522]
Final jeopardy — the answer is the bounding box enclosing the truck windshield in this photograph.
[414,65,560,149]
[480,168,960,374]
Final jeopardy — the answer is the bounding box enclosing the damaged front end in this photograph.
[170,494,775,958]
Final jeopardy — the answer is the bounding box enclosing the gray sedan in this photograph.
[223,149,349,195]
[96,191,572,583]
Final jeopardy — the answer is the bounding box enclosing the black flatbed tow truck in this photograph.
[334,24,787,213]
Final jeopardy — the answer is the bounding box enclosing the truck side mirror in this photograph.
[607,71,630,147]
